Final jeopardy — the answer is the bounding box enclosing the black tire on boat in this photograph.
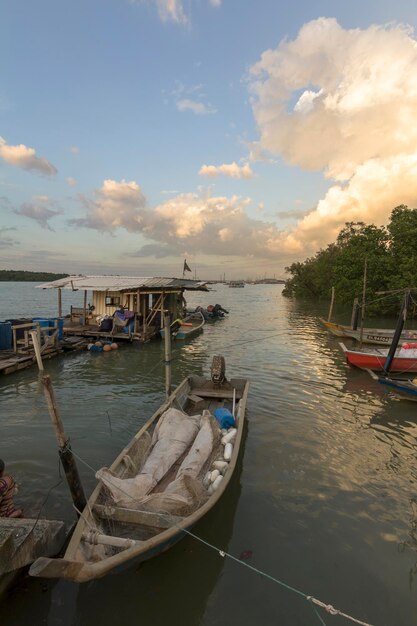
[211,355,226,384]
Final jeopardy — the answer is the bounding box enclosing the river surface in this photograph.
[1,282,417,626]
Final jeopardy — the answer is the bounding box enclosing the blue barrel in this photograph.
[0,322,12,350]
[32,318,52,336]
[56,317,64,340]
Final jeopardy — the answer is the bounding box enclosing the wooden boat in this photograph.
[368,370,417,401]
[29,357,250,582]
[228,281,244,288]
[320,318,417,346]
[160,311,205,340]
[340,342,417,372]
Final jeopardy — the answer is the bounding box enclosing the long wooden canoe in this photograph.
[340,342,417,372]
[29,360,249,582]
[320,318,417,346]
[160,311,205,340]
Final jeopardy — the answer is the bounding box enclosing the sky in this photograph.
[2,0,417,280]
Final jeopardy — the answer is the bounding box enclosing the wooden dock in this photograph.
[0,517,67,595]
[0,338,88,376]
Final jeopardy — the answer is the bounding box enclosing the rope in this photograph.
[67,447,374,626]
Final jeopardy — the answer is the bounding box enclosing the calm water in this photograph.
[1,282,417,626]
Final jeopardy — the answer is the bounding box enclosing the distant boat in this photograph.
[29,357,250,582]
[228,281,244,288]
[320,318,417,346]
[160,311,205,340]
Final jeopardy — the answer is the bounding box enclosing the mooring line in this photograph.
[67,447,374,626]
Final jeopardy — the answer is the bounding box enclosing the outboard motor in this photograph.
[211,355,226,384]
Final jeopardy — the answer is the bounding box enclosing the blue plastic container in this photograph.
[213,407,235,429]
[0,322,12,350]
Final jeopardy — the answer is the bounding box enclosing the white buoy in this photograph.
[224,443,233,461]
[221,428,237,445]
[212,475,223,491]
[210,469,220,483]
[213,461,228,472]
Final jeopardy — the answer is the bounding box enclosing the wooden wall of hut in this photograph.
[91,289,186,321]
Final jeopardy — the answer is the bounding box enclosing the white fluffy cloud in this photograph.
[177,99,217,115]
[71,179,289,259]
[199,162,253,179]
[0,136,57,176]
[249,18,417,252]
[71,179,147,231]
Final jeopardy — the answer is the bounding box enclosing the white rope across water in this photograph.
[68,447,374,626]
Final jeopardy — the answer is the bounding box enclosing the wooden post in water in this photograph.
[164,313,172,399]
[327,286,335,322]
[351,297,359,329]
[42,375,87,515]
[58,288,62,317]
[359,258,368,348]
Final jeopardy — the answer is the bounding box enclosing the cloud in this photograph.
[14,198,63,230]
[199,162,253,179]
[67,177,77,187]
[176,98,217,115]
[70,179,297,259]
[248,18,417,252]
[0,227,19,248]
[69,179,146,231]
[133,1,220,25]
[0,136,57,176]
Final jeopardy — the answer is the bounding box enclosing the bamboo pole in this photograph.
[42,375,87,515]
[351,297,359,329]
[142,294,147,339]
[83,291,87,327]
[359,258,367,348]
[134,289,140,334]
[29,330,44,371]
[164,313,172,399]
[327,286,335,322]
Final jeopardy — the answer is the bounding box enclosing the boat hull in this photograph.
[320,318,417,346]
[340,342,417,372]
[378,377,417,400]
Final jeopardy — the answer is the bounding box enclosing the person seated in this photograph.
[0,459,23,518]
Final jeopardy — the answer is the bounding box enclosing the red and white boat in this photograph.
[340,342,417,372]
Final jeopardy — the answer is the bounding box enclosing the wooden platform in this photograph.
[63,323,158,343]
[0,517,67,595]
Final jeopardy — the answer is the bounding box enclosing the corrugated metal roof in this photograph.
[36,275,208,292]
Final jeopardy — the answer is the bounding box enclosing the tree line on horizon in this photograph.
[282,205,417,316]
[0,270,69,282]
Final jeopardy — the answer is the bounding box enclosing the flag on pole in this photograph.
[183,259,192,275]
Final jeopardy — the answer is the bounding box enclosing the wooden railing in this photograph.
[11,321,58,353]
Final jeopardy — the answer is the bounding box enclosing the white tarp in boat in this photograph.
[96,408,200,507]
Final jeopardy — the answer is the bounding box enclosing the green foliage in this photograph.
[0,270,69,282]
[282,206,417,316]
